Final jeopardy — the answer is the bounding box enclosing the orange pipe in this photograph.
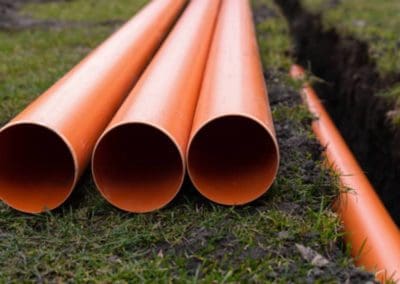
[0,0,187,213]
[92,0,222,213]
[186,0,279,205]
[290,64,400,283]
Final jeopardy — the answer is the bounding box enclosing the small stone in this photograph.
[353,20,366,28]
[311,254,330,267]
[295,244,330,267]
[278,231,290,239]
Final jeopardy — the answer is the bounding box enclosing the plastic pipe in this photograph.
[0,0,187,213]
[92,0,222,213]
[290,64,400,283]
[186,0,279,206]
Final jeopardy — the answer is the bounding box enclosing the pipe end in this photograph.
[0,123,77,213]
[92,122,185,213]
[187,115,279,205]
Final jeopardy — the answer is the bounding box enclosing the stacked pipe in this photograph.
[0,0,279,212]
[92,0,222,212]
[0,0,188,213]
[290,65,400,283]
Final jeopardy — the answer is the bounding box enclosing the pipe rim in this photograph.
[92,121,185,213]
[187,114,280,205]
[0,121,79,213]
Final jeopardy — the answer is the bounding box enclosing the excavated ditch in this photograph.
[275,0,400,225]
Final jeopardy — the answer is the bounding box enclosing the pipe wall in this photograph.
[0,0,187,213]
[92,0,222,212]
[187,0,280,205]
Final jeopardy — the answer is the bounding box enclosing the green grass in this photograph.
[253,0,292,71]
[302,0,400,76]
[0,0,371,282]
[21,0,148,22]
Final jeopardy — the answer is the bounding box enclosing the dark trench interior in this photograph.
[274,0,400,225]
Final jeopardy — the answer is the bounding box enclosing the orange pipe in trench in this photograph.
[92,0,222,213]
[290,64,400,283]
[0,0,187,213]
[186,0,279,205]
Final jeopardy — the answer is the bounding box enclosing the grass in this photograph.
[302,0,400,76]
[252,0,292,71]
[21,0,148,22]
[0,0,373,282]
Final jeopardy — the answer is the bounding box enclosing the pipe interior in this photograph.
[188,116,278,205]
[92,123,184,212]
[0,124,76,212]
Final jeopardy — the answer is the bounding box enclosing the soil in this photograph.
[275,0,400,225]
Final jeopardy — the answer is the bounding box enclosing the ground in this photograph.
[0,0,392,282]
[276,0,400,225]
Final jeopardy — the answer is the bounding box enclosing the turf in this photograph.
[21,0,149,22]
[0,0,376,282]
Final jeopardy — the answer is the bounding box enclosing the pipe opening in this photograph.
[0,123,76,213]
[92,123,184,213]
[188,115,279,205]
